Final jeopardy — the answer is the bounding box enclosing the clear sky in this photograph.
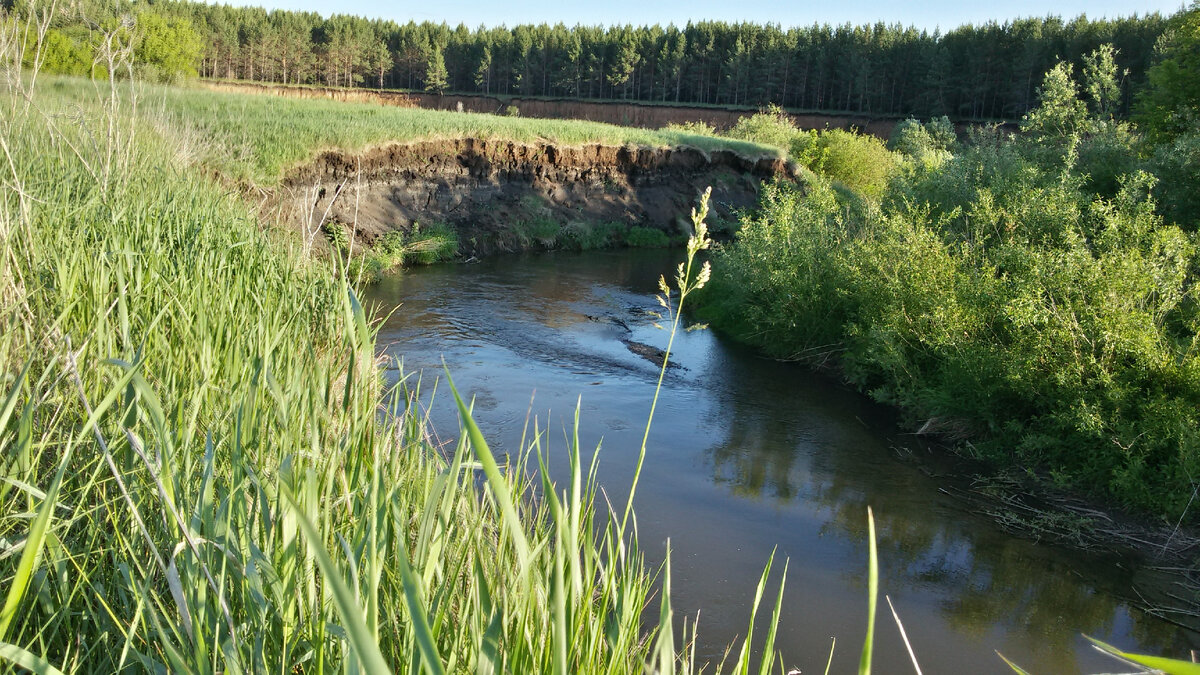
[218,0,1187,32]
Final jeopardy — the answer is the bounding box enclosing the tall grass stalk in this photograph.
[623,187,714,532]
[859,506,879,675]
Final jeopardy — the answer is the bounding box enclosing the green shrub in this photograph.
[376,229,406,256]
[925,116,958,151]
[625,225,671,248]
[889,116,957,160]
[512,217,560,249]
[323,220,349,251]
[703,136,1200,522]
[722,107,900,201]
[811,129,901,200]
[348,251,387,282]
[406,222,459,263]
[787,128,823,166]
[1147,130,1200,229]
[561,220,625,250]
[725,104,798,152]
[27,28,93,77]
[134,11,203,82]
[1075,120,1139,198]
[889,118,932,157]
[662,120,718,136]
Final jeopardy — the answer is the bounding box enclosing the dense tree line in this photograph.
[14,0,1170,120]
[174,2,1167,119]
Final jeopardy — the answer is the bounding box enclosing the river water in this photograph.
[364,248,1197,673]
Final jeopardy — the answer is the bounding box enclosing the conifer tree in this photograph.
[425,45,448,94]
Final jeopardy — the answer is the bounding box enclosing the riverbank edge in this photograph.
[262,137,796,273]
[690,294,1200,632]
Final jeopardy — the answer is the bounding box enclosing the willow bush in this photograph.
[700,54,1200,522]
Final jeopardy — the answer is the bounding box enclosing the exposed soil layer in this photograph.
[279,138,794,256]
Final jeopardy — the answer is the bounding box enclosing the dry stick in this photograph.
[886,596,923,675]
[1160,481,1199,559]
[0,133,39,320]
[349,159,363,286]
[12,2,56,115]
[821,637,836,675]
[314,180,349,252]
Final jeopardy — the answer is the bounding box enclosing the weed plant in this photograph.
[625,226,672,248]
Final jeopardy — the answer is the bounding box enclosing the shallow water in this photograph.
[364,248,1197,673]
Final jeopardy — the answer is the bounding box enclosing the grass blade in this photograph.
[0,438,72,642]
[280,487,393,675]
[0,641,66,675]
[394,534,448,675]
[444,368,532,574]
[1084,635,1200,674]
[858,507,878,675]
[758,559,788,675]
[995,651,1033,674]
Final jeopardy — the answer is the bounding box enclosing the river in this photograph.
[363,248,1197,674]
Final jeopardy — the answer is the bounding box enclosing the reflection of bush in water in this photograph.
[702,374,1184,666]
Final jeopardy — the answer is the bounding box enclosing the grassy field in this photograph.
[0,62,793,674]
[55,77,784,185]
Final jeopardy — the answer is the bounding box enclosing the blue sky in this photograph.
[218,0,1187,32]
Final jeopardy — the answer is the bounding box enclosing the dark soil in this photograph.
[278,138,794,257]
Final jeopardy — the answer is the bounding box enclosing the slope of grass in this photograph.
[47,76,782,185]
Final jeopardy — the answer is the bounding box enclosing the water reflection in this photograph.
[699,336,1194,668]
[365,249,1197,673]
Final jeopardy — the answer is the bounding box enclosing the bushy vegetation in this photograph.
[343,223,459,282]
[11,2,202,82]
[560,220,627,250]
[724,105,902,200]
[700,41,1200,523]
[1135,3,1200,144]
[888,116,956,161]
[625,225,672,248]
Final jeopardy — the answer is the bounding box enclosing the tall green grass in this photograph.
[0,39,789,671]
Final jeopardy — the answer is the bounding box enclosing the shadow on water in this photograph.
[364,248,1198,674]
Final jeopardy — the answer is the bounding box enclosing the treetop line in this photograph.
[32,0,1173,121]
